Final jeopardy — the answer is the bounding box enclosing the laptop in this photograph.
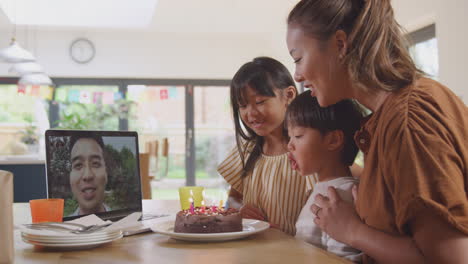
[45,130,163,235]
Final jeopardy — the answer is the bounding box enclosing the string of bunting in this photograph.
[16,86,179,104]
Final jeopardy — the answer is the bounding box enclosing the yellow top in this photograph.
[218,145,315,235]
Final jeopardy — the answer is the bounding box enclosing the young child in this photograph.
[217,57,316,235]
[287,92,363,262]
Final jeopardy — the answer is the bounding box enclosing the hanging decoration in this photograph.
[102,91,114,105]
[79,91,92,104]
[168,86,178,99]
[68,90,80,103]
[159,88,168,100]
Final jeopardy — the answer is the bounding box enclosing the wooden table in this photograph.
[13,200,350,264]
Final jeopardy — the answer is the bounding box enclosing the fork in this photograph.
[23,223,112,234]
[25,222,88,230]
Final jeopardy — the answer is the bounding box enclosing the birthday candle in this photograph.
[189,197,194,214]
[219,200,224,210]
[201,200,206,213]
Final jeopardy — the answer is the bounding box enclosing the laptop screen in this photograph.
[45,130,142,221]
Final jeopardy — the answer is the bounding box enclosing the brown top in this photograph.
[354,78,468,263]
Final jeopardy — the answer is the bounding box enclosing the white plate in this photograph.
[21,231,122,243]
[22,233,123,250]
[20,228,121,238]
[151,219,269,242]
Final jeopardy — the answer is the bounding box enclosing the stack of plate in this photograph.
[21,228,123,250]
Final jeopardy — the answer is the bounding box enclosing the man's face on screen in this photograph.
[70,138,108,215]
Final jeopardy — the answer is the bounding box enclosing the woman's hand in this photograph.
[310,186,363,245]
[240,204,266,221]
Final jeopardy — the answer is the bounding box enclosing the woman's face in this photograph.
[286,24,351,107]
[70,138,108,214]
[238,86,289,137]
[287,125,326,176]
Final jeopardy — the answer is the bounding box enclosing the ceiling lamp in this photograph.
[9,61,44,74]
[18,73,53,86]
[0,38,36,63]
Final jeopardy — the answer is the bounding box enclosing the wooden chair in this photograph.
[139,153,153,199]
[145,140,159,179]
[161,138,169,178]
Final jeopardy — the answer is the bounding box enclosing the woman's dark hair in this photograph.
[230,56,297,177]
[286,92,364,166]
[287,0,422,92]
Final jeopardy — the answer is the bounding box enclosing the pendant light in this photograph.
[18,73,53,86]
[9,61,44,74]
[0,38,36,63]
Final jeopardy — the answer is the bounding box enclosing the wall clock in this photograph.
[69,38,95,64]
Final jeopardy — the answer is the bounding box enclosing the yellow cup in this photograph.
[178,186,204,210]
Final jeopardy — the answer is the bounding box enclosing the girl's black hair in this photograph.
[285,92,364,166]
[230,56,297,177]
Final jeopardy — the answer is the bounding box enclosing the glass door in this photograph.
[127,85,187,199]
[193,85,234,203]
[54,85,121,130]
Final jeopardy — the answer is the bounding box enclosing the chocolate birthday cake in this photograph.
[174,207,242,233]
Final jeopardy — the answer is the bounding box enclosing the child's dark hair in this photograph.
[230,56,297,177]
[286,92,364,166]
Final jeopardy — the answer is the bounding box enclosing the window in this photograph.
[0,83,50,156]
[54,85,121,130]
[408,24,439,79]
[0,78,233,201]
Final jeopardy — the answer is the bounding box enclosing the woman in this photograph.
[286,0,468,263]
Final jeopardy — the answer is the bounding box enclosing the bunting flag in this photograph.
[168,87,178,99]
[137,90,149,102]
[54,88,67,102]
[160,88,168,100]
[79,91,92,104]
[40,86,54,101]
[17,84,27,94]
[30,85,40,96]
[146,89,157,101]
[102,91,114,105]
[68,90,80,103]
[114,91,124,101]
[93,92,103,104]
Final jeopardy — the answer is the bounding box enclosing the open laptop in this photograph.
[45,130,164,235]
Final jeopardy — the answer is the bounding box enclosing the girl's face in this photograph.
[238,86,290,137]
[286,25,351,107]
[287,125,326,176]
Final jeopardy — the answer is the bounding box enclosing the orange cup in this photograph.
[29,198,64,223]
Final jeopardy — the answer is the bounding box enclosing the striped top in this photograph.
[217,145,315,235]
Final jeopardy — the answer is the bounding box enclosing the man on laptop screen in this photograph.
[46,130,142,220]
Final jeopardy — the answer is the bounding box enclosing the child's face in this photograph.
[238,86,289,137]
[287,125,326,176]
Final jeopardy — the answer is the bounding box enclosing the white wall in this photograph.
[0,29,281,79]
[393,0,468,102]
[0,1,467,103]
[435,0,468,101]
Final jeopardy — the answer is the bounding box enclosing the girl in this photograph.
[286,0,468,263]
[287,92,363,262]
[217,56,315,235]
